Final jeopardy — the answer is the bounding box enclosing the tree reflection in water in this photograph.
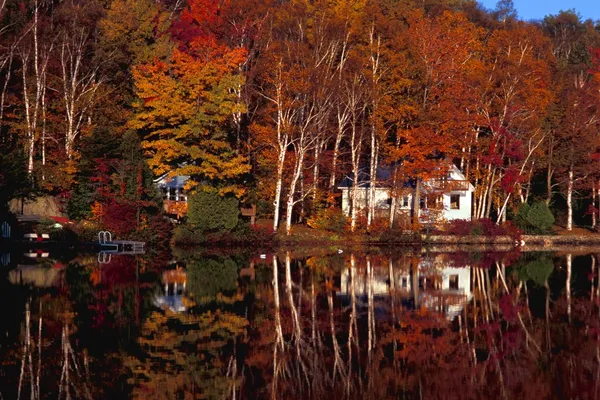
[248,250,600,399]
[4,249,600,398]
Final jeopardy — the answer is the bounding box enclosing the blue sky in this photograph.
[479,0,600,22]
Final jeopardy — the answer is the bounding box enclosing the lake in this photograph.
[0,245,598,399]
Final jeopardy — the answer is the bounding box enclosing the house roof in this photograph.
[338,166,411,189]
[155,175,190,189]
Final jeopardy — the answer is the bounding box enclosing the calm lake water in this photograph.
[1,245,599,399]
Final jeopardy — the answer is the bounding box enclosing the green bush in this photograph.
[515,201,554,234]
[187,190,239,233]
[172,225,204,244]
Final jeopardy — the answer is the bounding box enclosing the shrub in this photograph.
[133,214,173,249]
[378,228,421,243]
[187,190,239,233]
[515,201,554,234]
[306,207,348,233]
[172,225,205,245]
[173,222,277,245]
[229,223,277,245]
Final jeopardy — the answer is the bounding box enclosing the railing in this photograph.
[98,231,112,244]
[163,200,188,218]
[429,179,470,191]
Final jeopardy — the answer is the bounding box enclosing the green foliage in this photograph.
[515,201,555,234]
[173,222,276,245]
[186,257,239,304]
[187,191,239,233]
[0,147,33,206]
[67,181,94,220]
[306,207,348,233]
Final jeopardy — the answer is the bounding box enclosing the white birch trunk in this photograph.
[567,166,573,231]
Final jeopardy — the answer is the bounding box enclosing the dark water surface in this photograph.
[1,246,599,399]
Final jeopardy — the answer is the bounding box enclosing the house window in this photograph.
[450,194,460,210]
[449,274,459,290]
[401,277,408,288]
[402,196,409,207]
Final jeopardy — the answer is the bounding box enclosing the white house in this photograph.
[338,164,474,222]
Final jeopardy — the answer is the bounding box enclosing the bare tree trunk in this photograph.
[546,134,554,205]
[367,134,378,229]
[594,180,597,229]
[567,166,574,231]
[312,142,321,204]
[348,77,364,232]
[485,167,497,219]
[389,194,397,229]
[329,105,348,191]
[285,148,306,235]
[60,27,101,160]
[0,46,14,141]
[412,180,421,225]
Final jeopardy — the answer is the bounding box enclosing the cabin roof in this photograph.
[337,164,473,192]
[155,174,190,189]
[338,166,411,189]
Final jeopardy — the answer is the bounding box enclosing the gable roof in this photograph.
[155,174,190,189]
[338,165,403,189]
[338,163,473,192]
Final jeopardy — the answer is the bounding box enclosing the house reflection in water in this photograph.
[8,263,66,288]
[153,267,187,313]
[338,256,472,320]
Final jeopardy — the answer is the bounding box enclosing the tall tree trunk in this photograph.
[546,134,554,205]
[60,28,101,160]
[329,105,347,192]
[593,180,597,229]
[367,132,378,229]
[412,180,421,225]
[349,105,363,232]
[485,167,497,219]
[285,149,306,235]
[567,165,574,231]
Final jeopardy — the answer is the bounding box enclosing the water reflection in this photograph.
[338,254,473,320]
[2,248,600,398]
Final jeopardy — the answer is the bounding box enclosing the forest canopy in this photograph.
[0,0,599,234]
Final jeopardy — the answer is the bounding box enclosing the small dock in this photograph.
[98,231,145,255]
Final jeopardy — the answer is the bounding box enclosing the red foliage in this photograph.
[500,166,523,192]
[101,199,138,236]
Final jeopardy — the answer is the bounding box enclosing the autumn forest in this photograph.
[1,0,600,235]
